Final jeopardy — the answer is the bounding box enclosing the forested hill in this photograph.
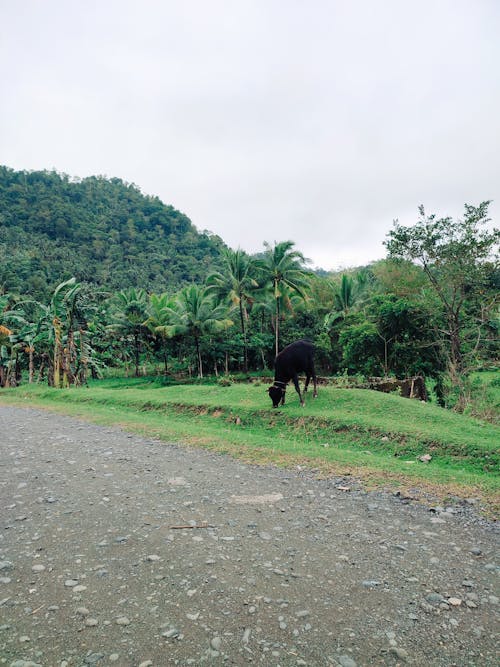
[0,166,226,299]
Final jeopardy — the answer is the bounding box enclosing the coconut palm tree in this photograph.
[206,248,258,372]
[144,292,178,374]
[107,287,150,377]
[333,274,356,316]
[256,241,311,356]
[167,284,232,378]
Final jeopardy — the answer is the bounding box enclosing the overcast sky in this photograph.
[1,1,499,270]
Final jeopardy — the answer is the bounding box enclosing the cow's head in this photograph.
[268,385,284,408]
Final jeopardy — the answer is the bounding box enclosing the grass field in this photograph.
[1,377,499,513]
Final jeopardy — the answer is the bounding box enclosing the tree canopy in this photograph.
[0,166,226,299]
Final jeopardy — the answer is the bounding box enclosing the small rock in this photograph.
[138,662,153,667]
[146,555,161,562]
[448,597,462,606]
[64,579,79,588]
[76,607,90,616]
[73,585,87,593]
[109,656,120,663]
[31,564,46,573]
[116,616,130,625]
[211,636,222,650]
[338,656,357,667]
[362,580,381,588]
[85,618,99,626]
[390,647,409,661]
[162,627,179,639]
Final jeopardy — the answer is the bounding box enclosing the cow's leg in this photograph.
[292,374,304,406]
[310,361,318,398]
[304,373,311,392]
[280,388,286,406]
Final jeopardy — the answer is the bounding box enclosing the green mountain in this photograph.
[0,166,226,299]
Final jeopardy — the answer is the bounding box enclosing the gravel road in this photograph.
[0,405,498,667]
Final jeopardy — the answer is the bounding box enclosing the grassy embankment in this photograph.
[1,378,498,512]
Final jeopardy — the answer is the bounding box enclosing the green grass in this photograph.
[1,378,499,511]
[465,371,500,424]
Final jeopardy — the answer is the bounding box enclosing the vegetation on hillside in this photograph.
[0,166,225,299]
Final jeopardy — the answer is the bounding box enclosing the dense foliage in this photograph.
[1,166,498,417]
[0,166,225,299]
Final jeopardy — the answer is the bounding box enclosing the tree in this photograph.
[206,248,258,372]
[6,312,46,384]
[0,294,15,387]
[145,292,177,374]
[385,202,499,407]
[166,285,233,378]
[369,294,440,378]
[333,274,356,316]
[257,241,311,356]
[339,320,382,376]
[107,288,150,377]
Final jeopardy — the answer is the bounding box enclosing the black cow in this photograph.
[268,339,318,408]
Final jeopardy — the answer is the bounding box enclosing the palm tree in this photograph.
[206,248,258,372]
[168,284,232,378]
[333,274,356,317]
[257,241,311,356]
[145,292,177,374]
[107,287,150,377]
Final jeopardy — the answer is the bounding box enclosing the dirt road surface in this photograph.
[0,406,498,666]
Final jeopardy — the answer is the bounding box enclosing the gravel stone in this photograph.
[337,656,357,667]
[116,616,131,626]
[64,579,79,587]
[31,564,46,572]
